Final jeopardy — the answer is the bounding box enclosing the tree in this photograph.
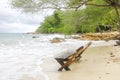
[36,7,115,34]
[69,0,120,31]
[11,0,120,31]
[11,0,70,13]
[36,11,62,33]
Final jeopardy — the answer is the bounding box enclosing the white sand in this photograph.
[41,45,120,80]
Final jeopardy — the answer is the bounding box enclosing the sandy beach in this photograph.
[41,45,120,80]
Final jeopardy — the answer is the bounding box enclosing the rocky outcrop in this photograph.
[72,32,120,41]
[50,37,66,43]
[50,32,120,43]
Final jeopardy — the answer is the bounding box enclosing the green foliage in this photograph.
[11,0,119,34]
[11,0,68,13]
[36,10,63,33]
[36,5,117,34]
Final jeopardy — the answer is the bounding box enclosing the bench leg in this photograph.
[58,58,75,71]
[55,58,71,71]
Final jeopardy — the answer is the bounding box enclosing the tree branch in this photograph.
[86,3,111,7]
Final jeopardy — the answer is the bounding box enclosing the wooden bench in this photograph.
[55,42,92,71]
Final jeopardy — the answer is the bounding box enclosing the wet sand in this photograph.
[41,45,120,80]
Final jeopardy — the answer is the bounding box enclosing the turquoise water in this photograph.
[0,33,30,46]
[0,33,76,80]
[0,33,116,80]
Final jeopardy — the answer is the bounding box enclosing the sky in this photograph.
[0,0,53,33]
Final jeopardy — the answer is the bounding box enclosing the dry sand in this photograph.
[41,45,120,80]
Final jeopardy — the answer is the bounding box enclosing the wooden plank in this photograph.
[65,46,84,61]
[58,42,92,71]
[75,42,92,58]
[55,58,71,71]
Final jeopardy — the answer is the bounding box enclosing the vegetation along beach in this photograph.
[0,0,120,80]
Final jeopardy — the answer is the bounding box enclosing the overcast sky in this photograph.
[0,0,53,33]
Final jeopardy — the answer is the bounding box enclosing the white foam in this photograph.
[0,33,116,80]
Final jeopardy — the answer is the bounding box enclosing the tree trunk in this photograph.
[113,6,120,33]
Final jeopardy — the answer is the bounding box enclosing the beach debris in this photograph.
[110,52,115,57]
[55,42,92,71]
[107,52,120,63]
[98,76,102,79]
[110,57,120,63]
[106,73,110,75]
[84,59,88,61]
[50,37,65,43]
[107,62,110,64]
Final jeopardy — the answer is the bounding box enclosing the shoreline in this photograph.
[28,31,120,41]
[0,33,119,80]
[41,45,120,80]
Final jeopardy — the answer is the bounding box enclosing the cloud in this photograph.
[0,22,39,33]
[0,0,49,33]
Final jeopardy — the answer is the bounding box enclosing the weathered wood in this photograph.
[64,46,84,61]
[57,42,92,71]
[55,58,71,71]
[55,46,84,71]
[75,42,92,58]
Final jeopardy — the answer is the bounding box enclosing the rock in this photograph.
[116,35,120,40]
[110,52,115,57]
[32,36,39,38]
[80,32,119,40]
[50,37,65,43]
[116,40,120,45]
[71,35,81,39]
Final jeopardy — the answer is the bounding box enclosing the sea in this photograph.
[0,33,116,80]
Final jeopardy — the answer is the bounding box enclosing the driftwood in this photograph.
[55,42,92,71]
